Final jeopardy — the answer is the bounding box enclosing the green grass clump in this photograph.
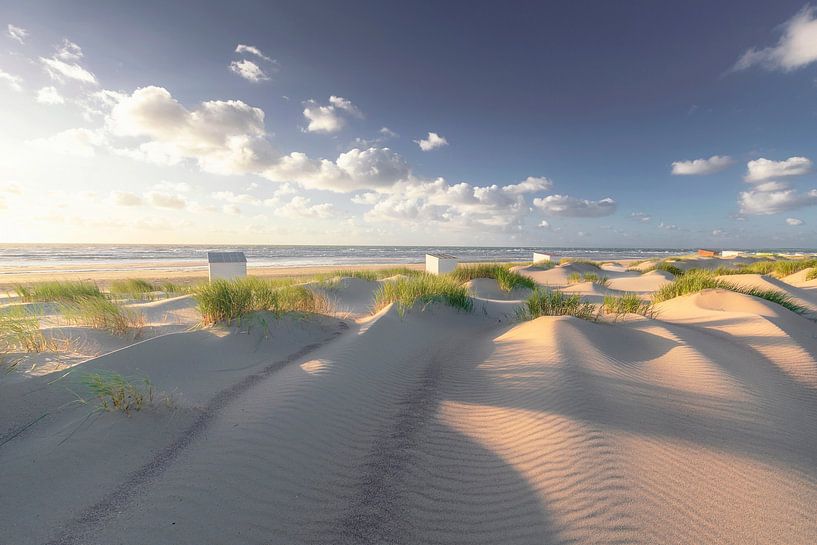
[60,296,145,335]
[194,277,330,325]
[806,268,817,281]
[639,262,685,276]
[14,281,102,303]
[568,272,609,286]
[603,293,655,320]
[0,306,50,353]
[109,278,156,300]
[517,288,598,321]
[559,258,602,268]
[82,371,153,415]
[373,274,473,315]
[652,270,806,314]
[449,264,536,292]
[704,259,817,278]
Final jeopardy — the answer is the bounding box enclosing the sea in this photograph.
[1,245,815,274]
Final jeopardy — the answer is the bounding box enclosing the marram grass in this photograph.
[0,306,50,354]
[60,296,145,335]
[372,274,473,315]
[652,270,806,314]
[109,278,156,300]
[14,281,102,302]
[603,293,655,319]
[806,268,817,281]
[517,288,598,321]
[449,264,536,292]
[82,371,153,415]
[568,271,609,286]
[194,277,331,325]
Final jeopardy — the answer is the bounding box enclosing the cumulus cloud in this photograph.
[414,131,448,151]
[211,190,262,205]
[36,86,64,104]
[302,96,362,133]
[146,190,186,209]
[229,59,270,82]
[734,6,817,71]
[275,196,334,218]
[630,211,651,223]
[108,86,275,174]
[0,68,22,91]
[533,194,617,217]
[671,155,734,175]
[745,156,812,182]
[739,187,817,215]
[379,127,398,138]
[29,128,106,157]
[40,40,97,84]
[264,147,409,192]
[786,217,805,225]
[503,176,552,194]
[7,24,27,44]
[235,44,273,63]
[111,191,144,206]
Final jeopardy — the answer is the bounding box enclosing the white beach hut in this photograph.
[532,252,552,263]
[721,250,741,257]
[425,253,458,275]
[208,251,247,281]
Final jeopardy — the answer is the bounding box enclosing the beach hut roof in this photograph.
[207,251,247,263]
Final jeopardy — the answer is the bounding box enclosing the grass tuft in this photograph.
[14,281,102,302]
[60,296,145,335]
[517,288,598,321]
[82,371,153,415]
[449,264,536,292]
[194,277,331,325]
[559,258,602,268]
[603,293,655,320]
[653,269,806,314]
[568,271,609,286]
[109,278,156,300]
[806,268,817,281]
[373,274,473,315]
[0,306,50,353]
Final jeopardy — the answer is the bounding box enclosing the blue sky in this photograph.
[1,0,816,246]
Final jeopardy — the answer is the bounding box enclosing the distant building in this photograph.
[721,250,741,257]
[207,251,247,281]
[425,253,458,275]
[697,249,719,257]
[532,252,552,263]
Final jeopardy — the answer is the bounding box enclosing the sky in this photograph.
[1,0,817,247]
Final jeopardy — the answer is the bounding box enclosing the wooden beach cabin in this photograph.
[697,249,719,258]
[532,252,552,263]
[208,251,247,281]
[425,253,458,275]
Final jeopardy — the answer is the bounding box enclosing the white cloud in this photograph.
[786,217,805,225]
[111,191,144,206]
[39,40,96,84]
[229,59,270,82]
[739,187,817,214]
[671,155,734,175]
[275,196,334,218]
[108,86,274,174]
[56,40,83,62]
[211,190,262,205]
[235,44,273,63]
[222,204,242,215]
[7,24,27,44]
[538,219,550,229]
[29,128,106,157]
[146,191,187,209]
[414,131,448,151]
[745,156,812,182]
[153,180,192,193]
[264,147,409,192]
[630,211,651,223]
[658,221,679,230]
[734,6,817,71]
[533,194,617,217]
[503,176,552,194]
[0,68,22,91]
[302,96,362,133]
[379,127,398,138]
[36,86,64,104]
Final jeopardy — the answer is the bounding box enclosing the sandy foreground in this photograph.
[2,257,817,544]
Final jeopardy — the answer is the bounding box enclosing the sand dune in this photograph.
[3,261,817,544]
